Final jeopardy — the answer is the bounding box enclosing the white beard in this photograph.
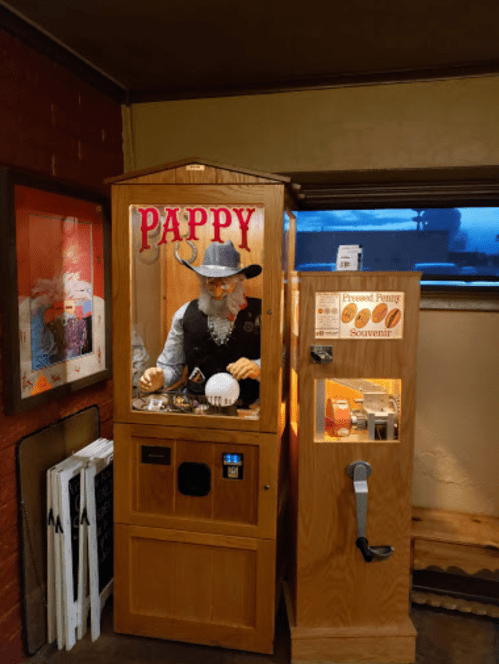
[198,277,246,318]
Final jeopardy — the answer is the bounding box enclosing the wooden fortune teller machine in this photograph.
[109,160,296,653]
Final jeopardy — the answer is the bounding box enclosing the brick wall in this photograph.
[0,28,123,189]
[0,28,123,663]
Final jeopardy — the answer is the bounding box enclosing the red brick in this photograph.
[0,407,60,453]
[99,397,114,424]
[0,497,17,526]
[0,472,17,509]
[0,522,19,562]
[0,603,24,664]
[51,154,85,182]
[0,552,20,592]
[0,35,120,659]
[100,419,113,440]
[0,450,16,478]
[0,635,24,664]
[0,501,19,561]
[0,105,20,136]
[42,127,77,156]
[15,140,53,176]
[0,130,18,165]
[0,579,21,618]
[0,602,21,637]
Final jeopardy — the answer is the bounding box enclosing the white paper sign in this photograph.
[336,244,363,271]
[315,291,405,339]
[315,293,341,338]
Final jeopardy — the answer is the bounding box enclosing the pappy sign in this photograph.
[315,291,405,339]
[135,206,259,253]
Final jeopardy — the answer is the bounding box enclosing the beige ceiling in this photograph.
[1,0,499,102]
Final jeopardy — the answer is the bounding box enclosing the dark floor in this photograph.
[25,601,499,664]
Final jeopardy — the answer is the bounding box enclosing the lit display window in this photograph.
[315,378,401,442]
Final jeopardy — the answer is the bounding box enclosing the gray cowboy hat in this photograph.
[181,241,262,279]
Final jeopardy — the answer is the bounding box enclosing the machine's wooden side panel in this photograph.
[291,632,416,664]
[259,185,286,434]
[288,272,419,660]
[112,185,133,424]
[114,524,276,654]
[286,272,301,622]
[296,442,413,627]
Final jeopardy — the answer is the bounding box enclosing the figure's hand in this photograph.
[227,358,260,381]
[139,367,164,393]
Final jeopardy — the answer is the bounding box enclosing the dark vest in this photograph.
[183,298,261,407]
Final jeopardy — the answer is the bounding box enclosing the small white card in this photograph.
[336,244,363,271]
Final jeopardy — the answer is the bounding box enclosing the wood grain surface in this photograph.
[114,523,276,653]
[111,166,290,653]
[107,160,290,185]
[114,423,279,539]
[412,506,499,574]
[291,634,416,664]
[413,539,499,575]
[112,179,286,434]
[287,272,420,661]
[412,507,499,548]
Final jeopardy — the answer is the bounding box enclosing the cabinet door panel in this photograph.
[115,524,275,653]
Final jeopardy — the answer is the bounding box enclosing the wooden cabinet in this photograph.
[115,524,276,653]
[286,271,420,663]
[109,160,295,653]
[114,423,279,538]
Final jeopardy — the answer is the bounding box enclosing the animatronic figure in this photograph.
[140,241,262,408]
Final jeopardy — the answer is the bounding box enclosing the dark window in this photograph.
[284,167,499,296]
[294,207,499,288]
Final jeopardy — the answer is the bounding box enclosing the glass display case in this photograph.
[129,204,264,420]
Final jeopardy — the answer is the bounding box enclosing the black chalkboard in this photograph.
[94,462,113,593]
[68,473,81,603]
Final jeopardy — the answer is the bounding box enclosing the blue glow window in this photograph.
[294,207,499,288]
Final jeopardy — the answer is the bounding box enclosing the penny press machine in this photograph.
[286,270,421,663]
[108,160,295,653]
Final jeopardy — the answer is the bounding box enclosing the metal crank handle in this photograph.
[346,461,394,563]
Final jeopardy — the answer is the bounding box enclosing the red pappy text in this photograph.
[136,206,256,253]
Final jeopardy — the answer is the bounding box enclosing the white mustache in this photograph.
[198,280,246,317]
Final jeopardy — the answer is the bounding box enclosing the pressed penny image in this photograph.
[354,308,371,328]
[385,308,401,328]
[372,302,388,323]
[341,303,357,323]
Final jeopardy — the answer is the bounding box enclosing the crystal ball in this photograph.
[205,372,240,407]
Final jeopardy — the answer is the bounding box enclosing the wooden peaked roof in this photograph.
[106,158,296,186]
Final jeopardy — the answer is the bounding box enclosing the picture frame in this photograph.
[0,168,112,414]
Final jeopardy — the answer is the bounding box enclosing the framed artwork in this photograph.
[0,169,112,414]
